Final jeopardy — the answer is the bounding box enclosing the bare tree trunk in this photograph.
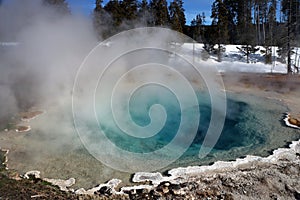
[217,43,222,62]
[294,48,299,73]
[246,44,250,63]
[262,20,265,44]
[297,53,300,74]
[257,5,261,45]
[287,29,292,74]
[287,0,293,74]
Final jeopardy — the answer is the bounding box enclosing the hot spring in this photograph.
[0,28,299,189]
[1,87,300,189]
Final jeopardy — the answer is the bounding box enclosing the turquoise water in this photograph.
[172,92,299,168]
[95,87,299,169]
[101,85,182,153]
[2,88,300,188]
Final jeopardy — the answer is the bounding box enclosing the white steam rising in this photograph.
[0,0,227,187]
[0,0,97,118]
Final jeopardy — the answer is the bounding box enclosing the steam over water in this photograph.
[0,1,300,190]
[100,85,183,153]
[2,90,300,188]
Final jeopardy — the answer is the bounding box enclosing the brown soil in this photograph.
[222,73,300,116]
[0,149,76,200]
[0,173,78,200]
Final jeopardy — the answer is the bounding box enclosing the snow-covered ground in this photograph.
[181,43,299,74]
[1,41,297,74]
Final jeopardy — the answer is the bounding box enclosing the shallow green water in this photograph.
[1,90,299,189]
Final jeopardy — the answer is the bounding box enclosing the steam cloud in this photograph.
[0,0,97,122]
[0,0,227,185]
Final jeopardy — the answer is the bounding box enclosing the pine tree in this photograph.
[253,0,269,45]
[211,0,229,62]
[266,0,277,45]
[168,0,186,33]
[139,0,149,12]
[150,0,169,26]
[190,13,205,42]
[223,0,239,44]
[138,0,151,25]
[234,0,258,63]
[93,0,109,39]
[236,0,253,42]
[121,0,138,21]
[43,0,69,14]
[281,0,300,74]
[104,0,123,26]
[95,0,104,13]
[262,0,277,65]
[237,45,260,63]
[260,46,272,64]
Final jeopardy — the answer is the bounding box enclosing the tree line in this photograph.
[92,0,299,73]
[191,0,300,73]
[93,0,186,38]
[4,0,299,73]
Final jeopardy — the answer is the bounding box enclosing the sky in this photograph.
[66,0,214,25]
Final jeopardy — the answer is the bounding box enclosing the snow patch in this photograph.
[181,43,297,74]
